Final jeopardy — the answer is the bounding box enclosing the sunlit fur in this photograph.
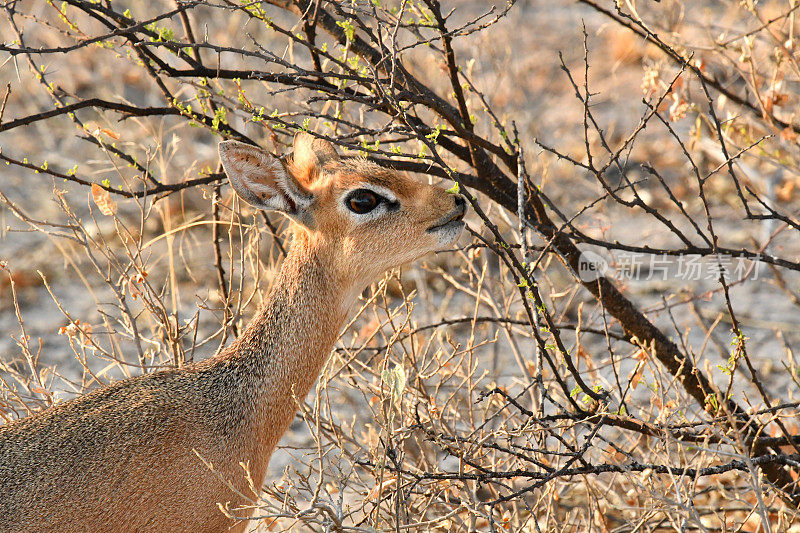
[0,133,465,532]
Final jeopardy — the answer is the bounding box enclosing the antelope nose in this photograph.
[453,195,466,210]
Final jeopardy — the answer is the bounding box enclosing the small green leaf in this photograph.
[336,19,355,42]
[445,182,460,195]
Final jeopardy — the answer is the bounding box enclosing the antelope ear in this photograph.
[219,140,314,224]
[291,132,339,183]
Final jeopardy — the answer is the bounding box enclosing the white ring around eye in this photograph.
[339,184,399,222]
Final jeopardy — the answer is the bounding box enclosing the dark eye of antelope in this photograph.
[346,189,382,214]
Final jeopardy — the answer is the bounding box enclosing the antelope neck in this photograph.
[217,232,353,403]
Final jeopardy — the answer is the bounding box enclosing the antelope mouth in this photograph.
[427,204,467,233]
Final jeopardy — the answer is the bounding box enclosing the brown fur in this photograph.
[0,134,465,532]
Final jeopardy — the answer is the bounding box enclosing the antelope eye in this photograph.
[346,189,381,214]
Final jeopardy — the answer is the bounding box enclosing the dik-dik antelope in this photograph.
[0,133,467,532]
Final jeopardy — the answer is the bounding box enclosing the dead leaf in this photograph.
[368,477,396,501]
[629,360,645,390]
[91,183,117,216]
[92,126,120,139]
